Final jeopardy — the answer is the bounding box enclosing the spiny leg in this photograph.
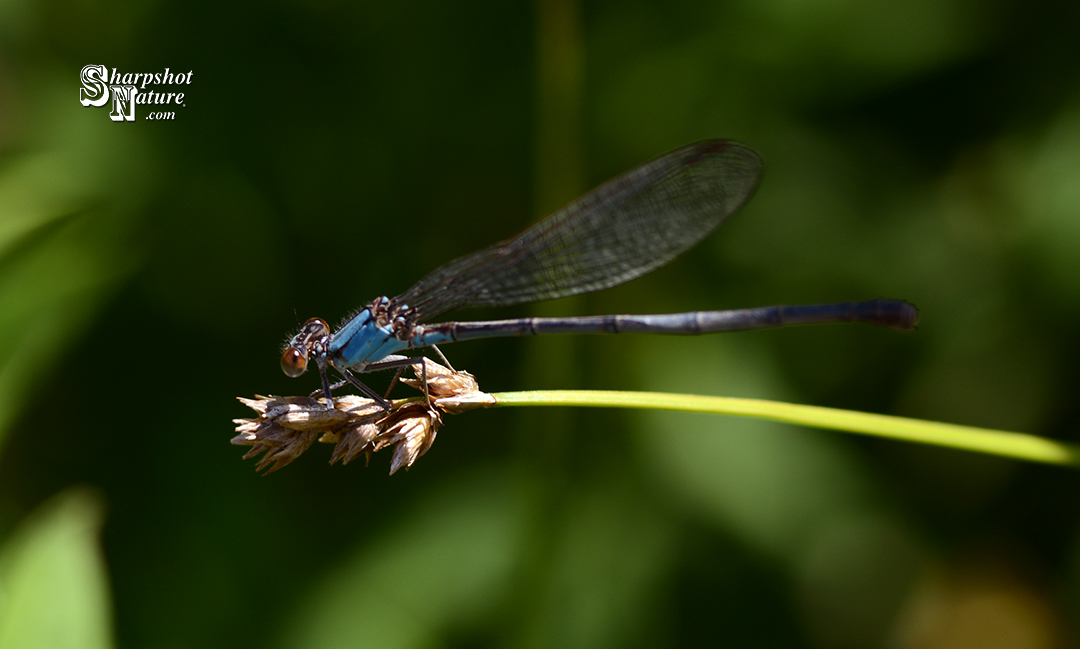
[339,369,392,410]
[384,366,407,400]
[317,364,335,408]
[310,379,347,399]
[430,344,455,371]
[314,356,434,409]
[364,356,432,406]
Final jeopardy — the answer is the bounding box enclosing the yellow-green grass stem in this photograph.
[489,390,1080,468]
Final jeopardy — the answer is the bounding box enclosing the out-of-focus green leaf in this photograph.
[0,488,114,649]
[0,76,154,452]
[630,336,860,554]
[0,210,141,448]
[731,0,995,79]
[280,468,529,649]
[1002,103,1080,301]
[512,476,677,649]
[0,153,87,259]
[631,336,928,645]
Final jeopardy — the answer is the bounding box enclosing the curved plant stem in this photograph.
[489,390,1080,468]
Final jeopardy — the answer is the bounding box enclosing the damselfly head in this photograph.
[281,317,330,378]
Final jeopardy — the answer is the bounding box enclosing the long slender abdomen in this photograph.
[415,299,918,345]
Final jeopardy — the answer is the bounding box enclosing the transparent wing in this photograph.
[395,140,763,320]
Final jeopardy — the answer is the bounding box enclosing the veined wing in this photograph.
[395,140,763,320]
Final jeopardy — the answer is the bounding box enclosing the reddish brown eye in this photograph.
[303,317,329,336]
[280,347,308,378]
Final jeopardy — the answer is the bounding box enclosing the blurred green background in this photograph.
[1,0,1079,646]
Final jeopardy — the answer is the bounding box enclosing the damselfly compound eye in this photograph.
[280,347,308,378]
[303,318,330,336]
